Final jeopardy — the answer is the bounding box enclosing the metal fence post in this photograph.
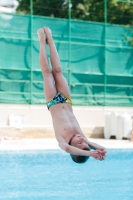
[68,0,71,93]
[30,0,33,104]
[104,0,107,106]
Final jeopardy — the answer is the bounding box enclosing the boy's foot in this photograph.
[44,27,52,44]
[37,28,46,43]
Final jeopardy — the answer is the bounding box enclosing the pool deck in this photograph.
[0,138,133,150]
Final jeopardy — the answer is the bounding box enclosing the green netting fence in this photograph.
[0,12,133,106]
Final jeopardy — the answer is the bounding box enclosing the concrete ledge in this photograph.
[0,127,55,139]
[0,127,104,139]
[0,138,133,150]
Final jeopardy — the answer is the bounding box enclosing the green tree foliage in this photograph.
[16,0,133,25]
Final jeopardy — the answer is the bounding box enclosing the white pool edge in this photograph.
[0,138,133,150]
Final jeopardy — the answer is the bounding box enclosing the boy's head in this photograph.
[70,150,90,163]
[69,134,90,164]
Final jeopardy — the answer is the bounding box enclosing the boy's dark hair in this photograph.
[69,139,90,164]
[70,154,89,164]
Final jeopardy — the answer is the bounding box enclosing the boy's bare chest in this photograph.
[49,103,81,142]
[54,119,81,143]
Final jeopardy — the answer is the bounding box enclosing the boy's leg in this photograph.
[44,27,71,98]
[37,28,57,102]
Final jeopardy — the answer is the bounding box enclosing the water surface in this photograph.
[0,149,133,200]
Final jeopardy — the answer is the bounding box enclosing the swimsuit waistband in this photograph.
[46,92,72,110]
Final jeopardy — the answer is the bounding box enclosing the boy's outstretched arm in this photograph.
[88,141,108,158]
[59,141,104,160]
[88,141,107,151]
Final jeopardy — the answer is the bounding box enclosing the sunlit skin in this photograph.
[70,134,107,160]
[70,134,90,150]
[37,27,107,161]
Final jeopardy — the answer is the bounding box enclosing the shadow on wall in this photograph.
[84,127,104,138]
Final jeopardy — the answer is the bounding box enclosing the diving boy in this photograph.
[37,27,107,163]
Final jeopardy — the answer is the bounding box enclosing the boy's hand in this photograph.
[100,149,108,157]
[90,149,108,161]
[97,149,108,160]
[90,150,103,160]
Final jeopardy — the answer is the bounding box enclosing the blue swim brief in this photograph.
[46,92,72,110]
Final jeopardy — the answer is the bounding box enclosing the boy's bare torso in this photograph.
[49,103,85,144]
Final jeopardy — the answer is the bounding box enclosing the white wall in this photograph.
[0,104,133,128]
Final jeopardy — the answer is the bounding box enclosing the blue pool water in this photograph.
[0,149,133,200]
